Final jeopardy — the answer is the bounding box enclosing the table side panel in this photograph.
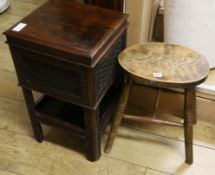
[94,33,125,102]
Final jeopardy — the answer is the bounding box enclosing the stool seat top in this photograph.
[118,43,209,88]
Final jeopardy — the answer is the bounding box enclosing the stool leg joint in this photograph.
[104,78,132,154]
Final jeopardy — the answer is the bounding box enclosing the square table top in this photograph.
[4,0,128,65]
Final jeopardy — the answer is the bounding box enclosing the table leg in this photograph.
[184,87,195,164]
[104,78,132,153]
[84,108,101,161]
[22,87,43,142]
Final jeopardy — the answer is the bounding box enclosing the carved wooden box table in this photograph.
[4,0,128,161]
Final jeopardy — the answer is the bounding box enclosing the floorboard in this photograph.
[0,0,215,174]
[102,126,215,175]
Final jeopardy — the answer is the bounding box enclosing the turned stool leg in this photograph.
[22,88,44,142]
[191,88,197,124]
[104,78,132,153]
[184,88,196,164]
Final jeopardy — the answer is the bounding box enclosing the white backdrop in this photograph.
[164,0,215,68]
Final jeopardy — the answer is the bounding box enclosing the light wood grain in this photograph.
[119,43,209,88]
[15,0,47,5]
[0,129,147,175]
[0,70,43,101]
[0,70,23,100]
[0,169,18,175]
[0,34,6,43]
[146,169,171,175]
[0,47,14,72]
[8,0,41,17]
[103,126,215,175]
[2,0,46,19]
[0,14,21,31]
[0,96,32,136]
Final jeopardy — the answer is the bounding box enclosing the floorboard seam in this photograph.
[0,127,33,138]
[102,154,147,170]
[0,168,24,175]
[0,69,15,74]
[103,154,174,175]
[146,167,173,175]
[123,125,215,151]
[0,95,24,102]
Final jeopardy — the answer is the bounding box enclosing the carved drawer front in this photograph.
[11,34,124,107]
[12,48,89,105]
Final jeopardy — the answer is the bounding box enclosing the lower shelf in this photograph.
[35,95,85,135]
[34,86,120,137]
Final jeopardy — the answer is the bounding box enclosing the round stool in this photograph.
[104,42,209,164]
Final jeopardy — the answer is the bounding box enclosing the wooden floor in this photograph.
[1,1,215,175]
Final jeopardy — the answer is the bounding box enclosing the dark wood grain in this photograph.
[5,0,128,162]
[92,0,124,12]
[184,88,196,164]
[22,87,44,142]
[4,0,128,66]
